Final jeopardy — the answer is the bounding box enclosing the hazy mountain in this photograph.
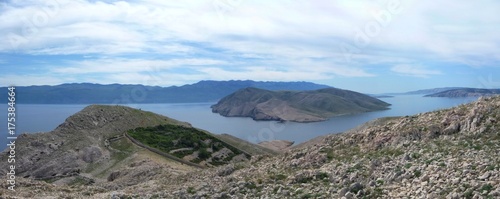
[0,80,331,104]
[386,87,466,95]
[425,88,500,97]
[211,87,391,122]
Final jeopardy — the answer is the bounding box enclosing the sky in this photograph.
[0,0,499,93]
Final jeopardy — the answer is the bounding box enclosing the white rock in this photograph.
[478,172,490,180]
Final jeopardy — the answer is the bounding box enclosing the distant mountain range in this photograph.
[385,87,467,95]
[0,80,331,104]
[385,87,500,97]
[425,88,500,97]
[404,87,470,95]
[211,87,391,122]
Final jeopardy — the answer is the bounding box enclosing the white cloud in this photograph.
[391,64,441,78]
[0,0,499,87]
[197,67,331,82]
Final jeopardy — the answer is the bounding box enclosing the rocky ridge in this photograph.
[2,97,500,198]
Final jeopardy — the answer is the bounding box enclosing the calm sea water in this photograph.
[0,95,477,150]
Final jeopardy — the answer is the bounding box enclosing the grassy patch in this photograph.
[68,176,94,186]
[271,174,288,181]
[127,124,248,165]
[323,146,361,162]
[316,172,329,180]
[187,186,196,194]
[464,190,474,199]
[347,163,364,173]
[413,170,422,178]
[301,193,313,199]
[245,182,257,189]
[411,152,421,159]
[404,163,412,169]
[109,138,135,161]
[480,184,493,195]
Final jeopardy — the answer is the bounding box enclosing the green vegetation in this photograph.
[404,163,412,169]
[271,174,288,181]
[109,138,136,161]
[464,190,474,199]
[347,163,364,173]
[413,170,422,178]
[245,182,257,189]
[323,146,362,162]
[411,152,421,159]
[486,165,495,171]
[127,124,249,165]
[68,176,94,186]
[316,172,329,180]
[480,184,493,195]
[187,186,196,194]
[301,193,314,199]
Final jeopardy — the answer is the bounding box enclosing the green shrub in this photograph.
[271,174,288,181]
[316,172,329,180]
[127,124,246,165]
[187,186,196,194]
[480,184,493,194]
[198,148,211,160]
[404,163,412,169]
[413,170,422,178]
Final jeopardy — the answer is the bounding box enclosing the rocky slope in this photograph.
[0,105,196,189]
[0,105,266,196]
[211,87,390,122]
[258,140,294,151]
[2,97,500,198]
[425,88,500,97]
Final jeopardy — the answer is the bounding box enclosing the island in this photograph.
[425,88,500,97]
[211,87,391,122]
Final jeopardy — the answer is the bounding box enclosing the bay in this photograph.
[0,95,477,150]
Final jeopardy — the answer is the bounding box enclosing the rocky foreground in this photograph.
[2,97,500,198]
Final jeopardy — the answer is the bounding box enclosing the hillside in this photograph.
[0,80,330,104]
[0,105,270,192]
[425,88,500,97]
[2,96,499,198]
[211,87,391,122]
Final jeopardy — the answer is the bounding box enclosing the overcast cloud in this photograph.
[1,0,499,93]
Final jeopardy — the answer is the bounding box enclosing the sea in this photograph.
[0,95,478,150]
